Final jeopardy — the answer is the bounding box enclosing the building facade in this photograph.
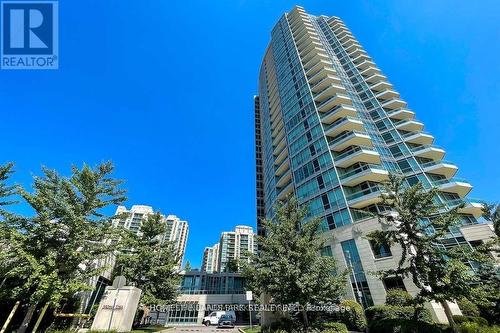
[149,271,252,326]
[201,226,257,273]
[219,226,257,273]
[201,243,220,273]
[113,205,189,268]
[255,6,493,322]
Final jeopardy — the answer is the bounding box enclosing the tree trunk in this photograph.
[1,301,20,333]
[301,308,309,329]
[16,304,37,333]
[32,302,50,333]
[441,301,458,333]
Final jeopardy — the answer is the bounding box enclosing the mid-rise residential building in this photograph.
[112,205,189,267]
[219,225,256,272]
[201,243,220,273]
[255,6,494,322]
[201,226,257,273]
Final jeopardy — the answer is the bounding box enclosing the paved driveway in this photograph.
[167,325,240,333]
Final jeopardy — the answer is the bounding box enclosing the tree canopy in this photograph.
[242,196,346,327]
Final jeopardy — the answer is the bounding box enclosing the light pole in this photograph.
[345,251,364,307]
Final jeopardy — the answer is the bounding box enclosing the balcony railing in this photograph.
[339,163,385,180]
[430,177,469,187]
[329,130,368,146]
[346,185,383,202]
[334,145,375,161]
[410,144,444,153]
[419,160,455,169]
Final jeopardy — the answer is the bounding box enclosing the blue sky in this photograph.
[0,0,499,268]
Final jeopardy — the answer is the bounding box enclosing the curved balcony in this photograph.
[348,47,366,58]
[393,119,424,132]
[275,169,292,188]
[329,131,372,152]
[324,116,364,137]
[274,145,288,166]
[352,53,371,64]
[355,60,375,70]
[444,198,484,218]
[345,42,362,53]
[334,146,381,168]
[401,131,434,145]
[364,73,387,84]
[277,180,294,200]
[431,177,472,198]
[275,158,290,177]
[316,93,352,113]
[338,34,355,44]
[375,89,400,101]
[386,108,415,120]
[381,98,407,110]
[307,67,336,85]
[370,81,393,92]
[346,186,383,209]
[359,65,381,77]
[310,74,342,93]
[339,164,389,186]
[299,40,323,57]
[320,104,357,124]
[272,131,286,153]
[300,47,327,64]
[420,160,458,178]
[296,32,319,49]
[305,59,333,77]
[410,145,445,160]
[313,83,347,103]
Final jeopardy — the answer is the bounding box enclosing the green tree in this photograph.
[482,203,500,237]
[114,212,181,306]
[367,174,491,333]
[184,260,192,271]
[242,196,346,328]
[224,258,239,273]
[0,162,126,333]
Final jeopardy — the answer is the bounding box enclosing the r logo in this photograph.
[1,1,58,69]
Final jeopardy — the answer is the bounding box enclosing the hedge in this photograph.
[321,322,348,333]
[453,315,489,326]
[458,322,500,333]
[365,305,433,323]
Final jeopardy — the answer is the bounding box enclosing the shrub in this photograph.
[365,305,435,333]
[339,299,366,331]
[365,305,432,323]
[457,322,500,333]
[386,289,414,307]
[453,315,489,326]
[457,298,480,317]
[321,322,348,333]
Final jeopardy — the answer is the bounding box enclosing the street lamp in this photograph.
[345,251,364,307]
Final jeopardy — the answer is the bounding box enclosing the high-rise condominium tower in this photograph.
[255,6,489,313]
[201,226,257,273]
[113,205,189,267]
[201,243,220,273]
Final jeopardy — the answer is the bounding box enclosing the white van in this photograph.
[202,310,236,326]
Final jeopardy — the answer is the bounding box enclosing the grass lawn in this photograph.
[242,326,261,333]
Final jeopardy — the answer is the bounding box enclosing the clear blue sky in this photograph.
[0,0,499,268]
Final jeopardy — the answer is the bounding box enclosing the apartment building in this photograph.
[255,6,494,322]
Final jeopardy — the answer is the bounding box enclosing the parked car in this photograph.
[202,311,236,326]
[217,314,235,328]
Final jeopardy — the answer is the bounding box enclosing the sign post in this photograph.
[246,291,253,329]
